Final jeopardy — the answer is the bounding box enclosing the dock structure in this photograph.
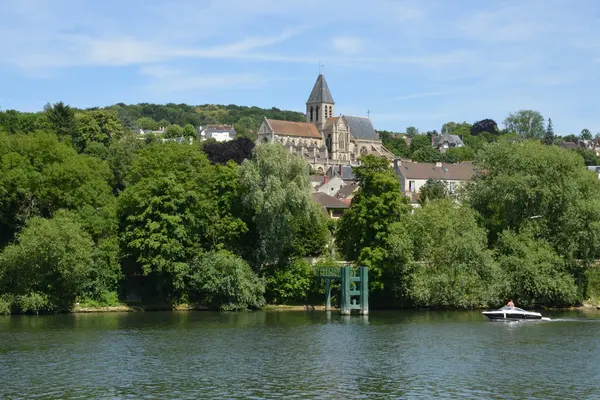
[315,266,368,315]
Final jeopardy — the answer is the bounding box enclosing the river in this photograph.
[1,309,599,399]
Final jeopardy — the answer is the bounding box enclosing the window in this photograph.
[449,182,456,193]
[409,180,415,193]
[316,106,319,121]
[310,106,313,122]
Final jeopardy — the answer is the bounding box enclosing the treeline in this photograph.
[0,102,328,314]
[379,112,600,166]
[337,146,600,309]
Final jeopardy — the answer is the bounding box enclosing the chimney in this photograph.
[435,162,442,168]
[324,175,329,184]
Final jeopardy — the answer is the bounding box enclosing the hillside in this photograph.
[103,103,306,136]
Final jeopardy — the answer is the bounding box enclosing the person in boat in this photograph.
[507,299,515,308]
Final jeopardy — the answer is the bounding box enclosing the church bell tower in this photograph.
[306,74,335,132]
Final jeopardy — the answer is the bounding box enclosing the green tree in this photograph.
[165,124,184,138]
[580,128,592,141]
[441,121,472,138]
[409,134,431,155]
[418,178,447,206]
[239,143,322,268]
[75,113,104,151]
[503,110,545,139]
[90,109,123,142]
[188,250,265,310]
[495,229,579,308]
[412,146,442,163]
[183,124,197,138]
[44,101,77,140]
[471,119,499,136]
[263,258,313,304]
[544,118,554,145]
[336,155,411,289]
[406,200,501,308]
[0,211,96,312]
[106,133,149,192]
[137,117,158,130]
[406,126,419,136]
[443,146,476,162]
[467,140,600,263]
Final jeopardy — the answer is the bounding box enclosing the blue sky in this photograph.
[1,0,600,134]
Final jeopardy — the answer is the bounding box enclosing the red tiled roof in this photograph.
[266,119,321,139]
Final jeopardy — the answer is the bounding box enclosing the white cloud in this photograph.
[394,91,448,101]
[332,36,364,55]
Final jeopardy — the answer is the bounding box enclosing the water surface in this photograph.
[1,309,599,399]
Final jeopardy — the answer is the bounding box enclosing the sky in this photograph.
[1,0,600,134]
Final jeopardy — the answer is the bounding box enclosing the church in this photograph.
[256,74,394,172]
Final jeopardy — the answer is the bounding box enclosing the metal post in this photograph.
[325,279,332,311]
[340,267,351,315]
[359,266,369,315]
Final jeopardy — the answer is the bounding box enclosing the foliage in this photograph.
[412,146,442,163]
[239,143,323,268]
[544,118,555,145]
[406,126,419,136]
[0,109,49,134]
[379,131,410,158]
[264,258,313,304]
[441,121,472,137]
[467,140,600,262]
[573,148,600,166]
[442,146,476,162]
[471,119,498,136]
[580,129,592,141]
[0,131,116,246]
[503,110,545,139]
[495,229,579,308]
[336,155,411,290]
[106,133,149,192]
[409,134,431,154]
[165,124,184,138]
[406,200,501,308]
[44,101,77,139]
[0,212,96,312]
[418,178,448,206]
[203,137,255,165]
[188,250,265,311]
[137,117,158,130]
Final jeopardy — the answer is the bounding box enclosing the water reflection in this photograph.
[1,309,599,399]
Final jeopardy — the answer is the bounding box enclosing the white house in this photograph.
[394,160,477,207]
[199,125,237,142]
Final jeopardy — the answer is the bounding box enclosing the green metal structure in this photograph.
[315,266,368,315]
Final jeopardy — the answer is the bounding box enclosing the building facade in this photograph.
[256,74,394,170]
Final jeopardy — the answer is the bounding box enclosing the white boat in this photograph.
[482,306,543,321]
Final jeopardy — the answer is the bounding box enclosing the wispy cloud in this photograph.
[331,36,364,55]
[395,91,448,101]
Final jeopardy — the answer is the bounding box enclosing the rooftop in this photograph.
[306,74,334,105]
[265,118,322,139]
[395,161,476,181]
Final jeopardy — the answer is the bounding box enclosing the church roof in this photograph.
[265,118,322,139]
[343,116,378,140]
[306,74,335,105]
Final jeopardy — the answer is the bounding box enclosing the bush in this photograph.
[188,251,265,311]
[585,268,600,304]
[264,259,314,304]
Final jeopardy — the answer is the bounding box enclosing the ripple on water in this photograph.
[1,310,600,399]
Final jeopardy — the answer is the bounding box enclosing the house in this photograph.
[587,166,600,179]
[314,175,345,197]
[433,130,464,153]
[335,182,359,203]
[309,175,325,188]
[394,160,477,207]
[199,125,236,142]
[312,192,349,219]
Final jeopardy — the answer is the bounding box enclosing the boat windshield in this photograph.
[500,306,525,312]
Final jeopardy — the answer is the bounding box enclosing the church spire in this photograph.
[306,74,334,105]
[306,74,335,132]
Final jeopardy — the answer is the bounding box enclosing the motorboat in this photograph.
[482,306,543,321]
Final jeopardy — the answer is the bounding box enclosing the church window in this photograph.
[316,106,319,121]
[310,106,313,122]
[326,134,332,155]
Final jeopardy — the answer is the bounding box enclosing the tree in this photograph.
[412,146,442,163]
[418,178,447,206]
[183,124,197,138]
[441,121,471,138]
[471,119,499,136]
[495,229,579,308]
[90,110,123,142]
[188,250,265,310]
[544,118,554,145]
[0,131,116,247]
[336,155,411,289]
[503,110,545,139]
[203,137,255,165]
[443,146,476,162]
[238,143,322,269]
[0,211,96,312]
[406,126,419,136]
[467,140,600,263]
[406,200,501,308]
[137,117,158,130]
[165,124,184,138]
[580,128,592,141]
[44,101,77,140]
[409,134,432,155]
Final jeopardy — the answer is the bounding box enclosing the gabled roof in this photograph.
[434,131,464,147]
[396,161,476,181]
[343,116,378,140]
[265,118,322,139]
[306,74,334,105]
[335,183,359,199]
[312,192,349,209]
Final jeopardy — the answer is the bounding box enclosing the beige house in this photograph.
[256,74,394,171]
[394,160,477,207]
